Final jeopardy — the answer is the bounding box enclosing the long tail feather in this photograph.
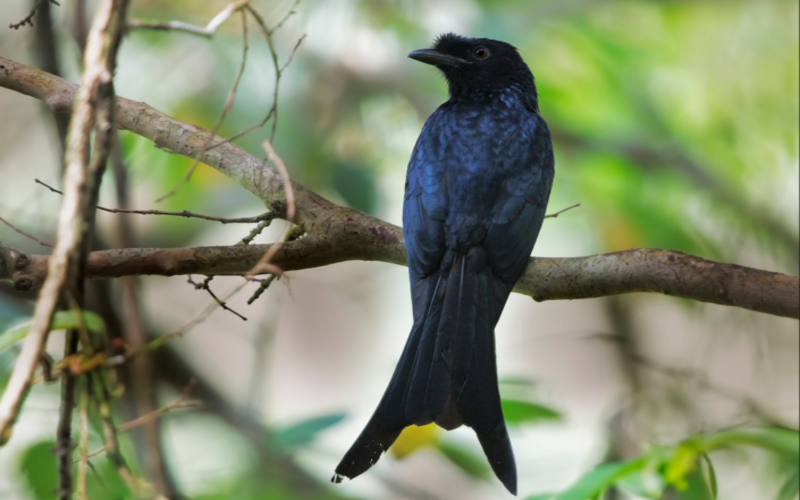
[334,250,517,494]
[332,276,443,482]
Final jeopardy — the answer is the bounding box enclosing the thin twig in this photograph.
[0,216,53,247]
[91,372,145,496]
[187,275,248,321]
[40,284,249,382]
[246,274,276,304]
[126,0,248,38]
[0,0,129,464]
[544,203,581,219]
[113,398,201,432]
[245,1,302,143]
[84,381,200,461]
[9,0,60,30]
[107,281,249,366]
[237,219,272,245]
[246,142,296,278]
[35,178,274,224]
[268,0,301,33]
[279,33,306,73]
[197,28,306,159]
[76,387,90,500]
[156,10,250,203]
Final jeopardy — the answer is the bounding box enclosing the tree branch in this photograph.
[0,57,797,320]
[1,242,797,319]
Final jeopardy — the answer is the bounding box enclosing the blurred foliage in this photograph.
[272,413,346,451]
[0,0,797,499]
[0,310,105,354]
[19,441,58,500]
[501,399,563,425]
[524,426,799,500]
[389,394,562,480]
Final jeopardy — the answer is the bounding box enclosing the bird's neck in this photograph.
[447,83,539,113]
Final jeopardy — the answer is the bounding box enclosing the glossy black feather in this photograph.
[334,34,554,495]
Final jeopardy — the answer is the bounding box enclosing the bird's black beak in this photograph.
[408,48,467,67]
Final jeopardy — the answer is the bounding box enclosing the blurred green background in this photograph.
[0,0,797,499]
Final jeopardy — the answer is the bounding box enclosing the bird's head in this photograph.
[409,33,537,104]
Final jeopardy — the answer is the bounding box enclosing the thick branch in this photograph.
[0,57,797,321]
[1,242,797,319]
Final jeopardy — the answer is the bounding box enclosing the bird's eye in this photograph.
[472,46,490,59]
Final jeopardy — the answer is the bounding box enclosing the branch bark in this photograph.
[0,0,129,470]
[0,56,798,321]
[1,242,797,319]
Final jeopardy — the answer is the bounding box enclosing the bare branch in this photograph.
[156,9,250,202]
[0,56,796,323]
[247,274,277,304]
[126,0,248,38]
[35,178,274,224]
[238,219,273,245]
[0,215,53,247]
[245,1,303,143]
[118,380,200,432]
[247,141,296,277]
[0,0,129,451]
[187,275,248,321]
[544,203,580,219]
[2,242,797,319]
[76,391,90,500]
[9,0,60,30]
[84,381,200,461]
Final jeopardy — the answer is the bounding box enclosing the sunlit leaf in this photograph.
[436,441,491,480]
[665,444,698,490]
[390,423,439,459]
[272,413,345,450]
[501,399,562,426]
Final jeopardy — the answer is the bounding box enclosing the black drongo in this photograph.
[333,33,555,495]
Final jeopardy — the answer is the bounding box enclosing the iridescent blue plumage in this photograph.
[334,34,555,495]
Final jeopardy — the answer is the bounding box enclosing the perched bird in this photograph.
[332,33,554,495]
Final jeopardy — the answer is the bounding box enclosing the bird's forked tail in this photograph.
[333,249,517,494]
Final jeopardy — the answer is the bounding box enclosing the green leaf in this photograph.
[437,441,492,480]
[701,426,799,456]
[0,310,106,353]
[616,466,666,499]
[501,399,562,426]
[86,455,132,499]
[699,454,717,499]
[524,495,555,500]
[553,459,644,500]
[18,440,58,500]
[670,467,717,500]
[665,444,698,489]
[777,467,800,500]
[272,413,345,450]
